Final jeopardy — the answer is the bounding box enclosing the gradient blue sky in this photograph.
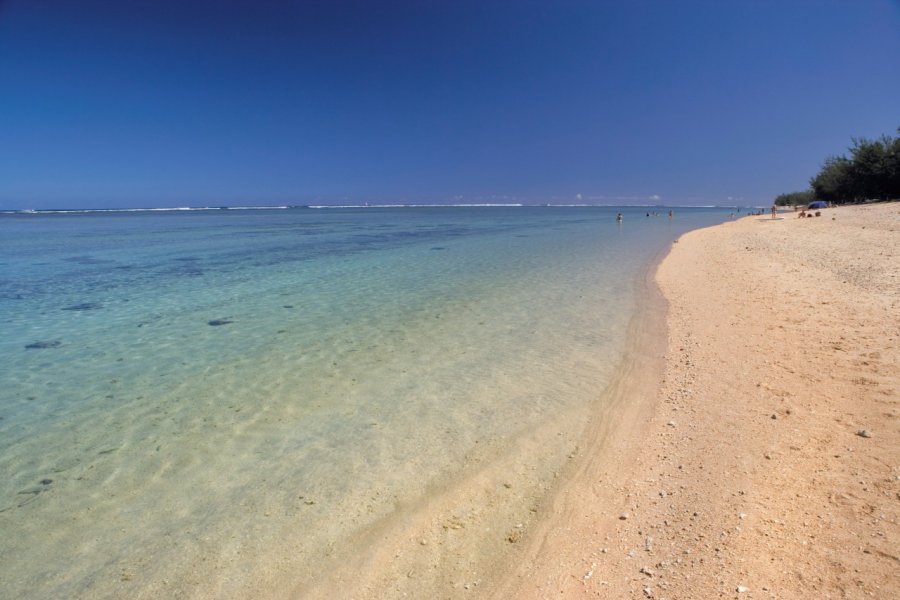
[1,0,898,209]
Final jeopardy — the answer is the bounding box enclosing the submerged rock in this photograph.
[62,302,102,311]
[25,340,61,349]
[208,319,234,326]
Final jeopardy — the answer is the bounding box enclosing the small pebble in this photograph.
[737,585,749,593]
[856,430,872,438]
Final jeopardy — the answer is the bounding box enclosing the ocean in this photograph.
[0,205,730,597]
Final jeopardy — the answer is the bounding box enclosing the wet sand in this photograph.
[497,202,899,598]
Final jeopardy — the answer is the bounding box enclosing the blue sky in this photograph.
[1,0,898,209]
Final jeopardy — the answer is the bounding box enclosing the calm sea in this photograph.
[0,205,729,597]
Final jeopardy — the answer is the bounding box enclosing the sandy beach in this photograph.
[496,202,899,599]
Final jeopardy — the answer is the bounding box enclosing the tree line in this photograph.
[774,127,900,206]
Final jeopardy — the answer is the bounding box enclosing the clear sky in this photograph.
[1,0,898,209]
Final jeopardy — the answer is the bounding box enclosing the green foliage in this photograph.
[774,190,815,206]
[808,127,900,204]
[810,155,853,203]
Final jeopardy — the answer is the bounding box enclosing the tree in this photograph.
[849,137,890,200]
[885,128,900,199]
[792,127,900,204]
[810,155,854,203]
[774,190,814,206]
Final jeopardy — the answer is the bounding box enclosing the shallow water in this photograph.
[0,206,728,597]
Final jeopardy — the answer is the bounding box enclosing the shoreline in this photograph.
[490,228,682,598]
[296,248,674,599]
[496,201,899,598]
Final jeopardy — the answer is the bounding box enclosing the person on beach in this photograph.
[771,205,777,219]
[616,212,623,223]
[668,210,673,220]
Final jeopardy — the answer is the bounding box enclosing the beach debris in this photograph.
[25,340,61,349]
[640,566,654,577]
[737,585,749,593]
[856,429,872,438]
[645,536,654,551]
[583,562,596,580]
[207,318,234,326]
[619,512,630,520]
[667,420,676,427]
[643,585,653,597]
[40,479,53,485]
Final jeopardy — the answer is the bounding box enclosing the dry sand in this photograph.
[496,202,899,599]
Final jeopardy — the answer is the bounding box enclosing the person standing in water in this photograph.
[616,212,623,223]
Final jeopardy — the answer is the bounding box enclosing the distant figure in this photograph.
[668,210,673,220]
[771,205,777,219]
[616,212,623,223]
[798,210,807,218]
[646,212,650,217]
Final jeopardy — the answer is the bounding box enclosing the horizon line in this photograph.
[2,203,764,215]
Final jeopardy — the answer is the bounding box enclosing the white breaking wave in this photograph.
[307,203,524,209]
[8,206,291,214]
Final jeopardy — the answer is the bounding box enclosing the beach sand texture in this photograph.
[497,202,899,599]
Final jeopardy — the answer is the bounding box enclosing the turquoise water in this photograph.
[0,206,728,597]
